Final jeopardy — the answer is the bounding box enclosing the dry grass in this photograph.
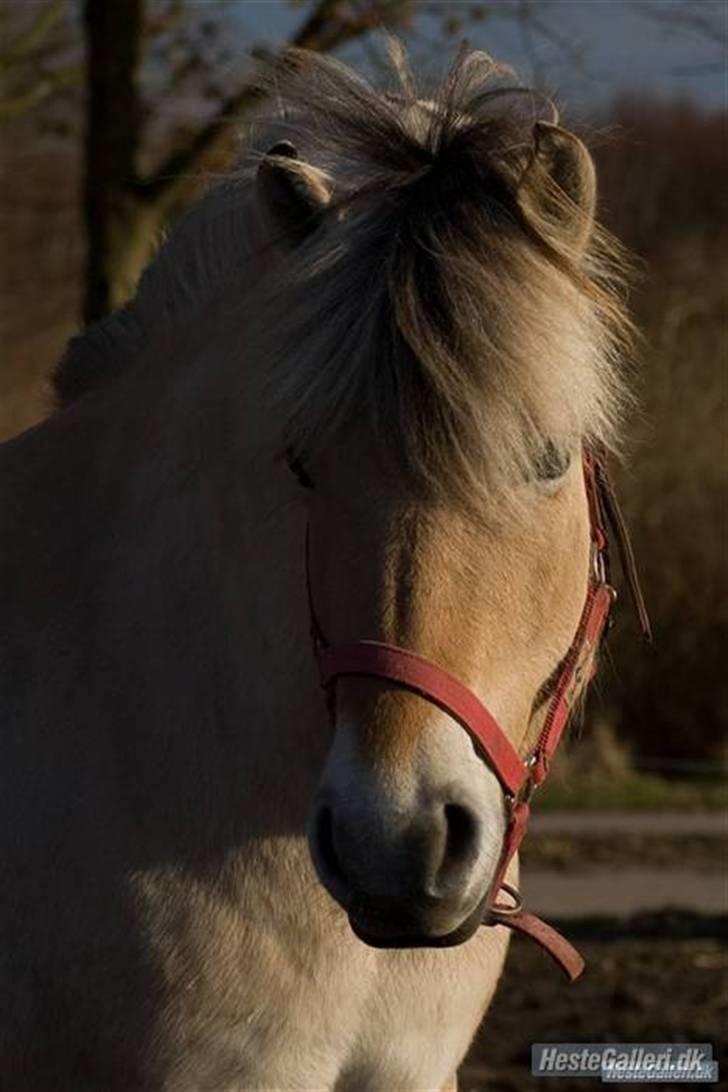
[590,98,728,765]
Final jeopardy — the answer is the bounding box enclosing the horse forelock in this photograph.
[53,46,635,510]
[253,48,636,509]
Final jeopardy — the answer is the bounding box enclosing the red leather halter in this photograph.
[306,451,649,981]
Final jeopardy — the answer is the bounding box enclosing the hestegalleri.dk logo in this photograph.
[531,1043,719,1083]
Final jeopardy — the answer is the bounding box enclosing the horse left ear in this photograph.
[520,122,596,253]
[257,141,332,244]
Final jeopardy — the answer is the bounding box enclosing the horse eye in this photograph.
[534,442,571,482]
[285,446,314,489]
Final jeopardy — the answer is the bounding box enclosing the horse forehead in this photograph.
[323,488,548,587]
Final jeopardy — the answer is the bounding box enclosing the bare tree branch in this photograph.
[630,0,728,47]
[0,63,80,118]
[137,0,411,211]
[0,0,64,71]
[513,0,590,84]
[0,0,76,119]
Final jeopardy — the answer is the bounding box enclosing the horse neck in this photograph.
[4,304,327,837]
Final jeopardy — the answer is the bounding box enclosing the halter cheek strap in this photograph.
[307,451,648,982]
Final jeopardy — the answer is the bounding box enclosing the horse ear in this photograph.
[257,141,332,244]
[520,122,596,253]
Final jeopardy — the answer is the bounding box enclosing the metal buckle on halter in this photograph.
[591,543,618,632]
[508,752,540,810]
[504,757,538,829]
[491,881,524,917]
[592,541,608,584]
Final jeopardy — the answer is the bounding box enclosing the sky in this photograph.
[221,0,727,111]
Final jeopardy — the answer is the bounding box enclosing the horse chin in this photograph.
[347,894,487,950]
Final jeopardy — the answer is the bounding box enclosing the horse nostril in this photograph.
[429,801,482,898]
[443,803,479,867]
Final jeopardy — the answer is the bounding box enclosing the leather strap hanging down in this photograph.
[306,450,649,982]
[593,460,652,643]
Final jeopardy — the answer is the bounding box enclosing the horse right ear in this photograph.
[257,141,332,244]
[519,122,596,254]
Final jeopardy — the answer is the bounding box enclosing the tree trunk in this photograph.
[79,0,409,325]
[82,0,143,323]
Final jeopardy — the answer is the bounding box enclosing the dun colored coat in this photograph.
[0,48,633,1091]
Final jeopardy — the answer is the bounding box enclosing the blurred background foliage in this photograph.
[0,0,726,787]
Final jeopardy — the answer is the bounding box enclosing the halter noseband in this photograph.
[305,451,649,981]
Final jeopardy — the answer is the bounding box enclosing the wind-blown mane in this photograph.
[55,47,634,504]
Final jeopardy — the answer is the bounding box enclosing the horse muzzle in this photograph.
[309,785,497,946]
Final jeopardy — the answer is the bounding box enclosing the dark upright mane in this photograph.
[54,46,634,505]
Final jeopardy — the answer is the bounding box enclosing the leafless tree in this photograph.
[630,0,727,75]
[631,0,727,47]
[2,0,590,322]
[81,0,422,321]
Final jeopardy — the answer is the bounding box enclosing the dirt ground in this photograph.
[461,911,727,1090]
[521,833,723,874]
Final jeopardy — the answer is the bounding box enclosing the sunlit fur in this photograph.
[0,47,637,1090]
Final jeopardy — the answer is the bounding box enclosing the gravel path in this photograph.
[523,867,727,917]
[522,810,727,916]
[530,809,727,835]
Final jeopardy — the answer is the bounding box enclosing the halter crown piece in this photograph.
[306,450,650,982]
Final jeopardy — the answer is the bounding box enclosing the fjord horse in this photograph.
[0,49,633,1090]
